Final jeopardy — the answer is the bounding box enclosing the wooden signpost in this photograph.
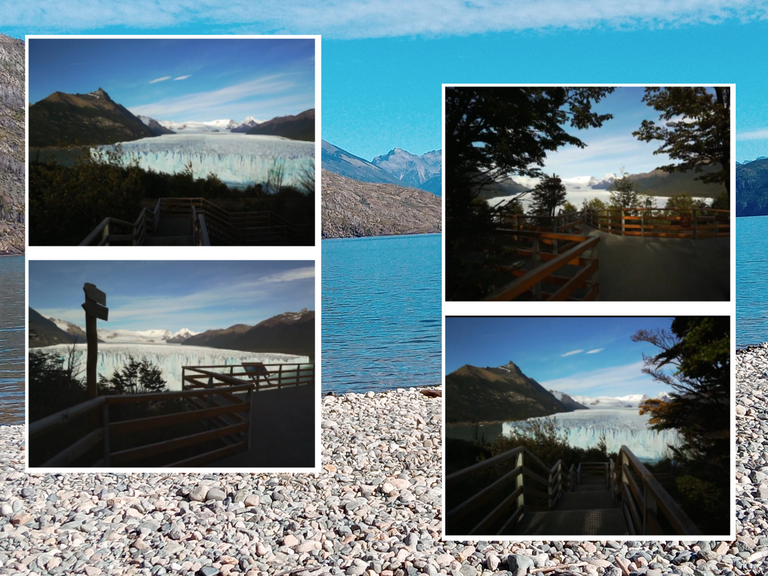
[82,283,108,399]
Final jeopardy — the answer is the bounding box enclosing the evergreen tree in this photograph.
[633,87,730,197]
[529,174,567,218]
[608,172,641,209]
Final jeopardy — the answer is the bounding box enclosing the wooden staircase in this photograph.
[510,471,627,536]
[447,446,701,538]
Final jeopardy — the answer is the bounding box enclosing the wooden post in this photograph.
[621,209,626,236]
[82,283,108,400]
[531,238,541,300]
[516,451,525,518]
[246,386,253,451]
[278,364,283,389]
[693,209,698,239]
[102,401,110,466]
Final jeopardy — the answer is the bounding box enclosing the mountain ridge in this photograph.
[446,360,577,424]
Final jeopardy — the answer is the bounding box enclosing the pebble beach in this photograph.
[0,370,760,576]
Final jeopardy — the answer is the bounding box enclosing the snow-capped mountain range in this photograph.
[137,116,263,134]
[565,392,673,409]
[46,315,198,344]
[512,173,618,191]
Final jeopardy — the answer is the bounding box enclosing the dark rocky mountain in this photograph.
[247,109,314,141]
[29,308,80,347]
[182,309,315,359]
[549,389,589,411]
[737,158,768,216]
[371,148,442,196]
[29,87,156,147]
[476,176,531,200]
[593,165,726,199]
[136,115,175,136]
[446,361,573,424]
[321,169,441,238]
[230,117,260,133]
[0,35,24,254]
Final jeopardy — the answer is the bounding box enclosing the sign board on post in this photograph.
[83,283,109,399]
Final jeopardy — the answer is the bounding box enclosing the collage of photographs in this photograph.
[0,3,761,575]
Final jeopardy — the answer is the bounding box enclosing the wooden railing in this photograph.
[497,211,582,234]
[583,207,730,239]
[29,383,254,467]
[182,363,315,392]
[446,445,571,536]
[485,229,599,301]
[610,445,701,536]
[447,444,701,536]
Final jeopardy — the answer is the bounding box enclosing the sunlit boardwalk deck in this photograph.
[579,223,730,301]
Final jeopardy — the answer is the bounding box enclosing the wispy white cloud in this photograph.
[11,1,768,39]
[561,349,584,357]
[587,348,605,354]
[130,74,296,119]
[149,76,172,84]
[541,361,652,395]
[37,266,315,331]
[174,75,192,81]
[737,128,768,141]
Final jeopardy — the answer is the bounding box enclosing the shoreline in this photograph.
[0,385,764,575]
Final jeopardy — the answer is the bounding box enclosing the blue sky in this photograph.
[29,261,315,333]
[6,4,765,162]
[28,38,315,123]
[445,317,676,398]
[511,87,678,181]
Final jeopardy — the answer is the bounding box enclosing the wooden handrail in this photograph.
[29,396,105,438]
[611,445,701,535]
[485,235,599,301]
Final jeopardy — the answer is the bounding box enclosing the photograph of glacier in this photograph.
[27,37,317,246]
[27,260,316,470]
[444,316,730,537]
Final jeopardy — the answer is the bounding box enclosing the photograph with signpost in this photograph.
[27,260,317,470]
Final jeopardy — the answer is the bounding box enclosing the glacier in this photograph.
[94,133,314,188]
[39,343,309,391]
[502,408,681,462]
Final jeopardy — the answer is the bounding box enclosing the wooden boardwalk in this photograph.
[579,223,730,301]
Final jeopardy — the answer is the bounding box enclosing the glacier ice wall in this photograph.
[94,133,314,188]
[502,408,682,462]
[40,343,309,391]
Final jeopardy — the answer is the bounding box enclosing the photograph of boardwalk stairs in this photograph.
[446,446,701,537]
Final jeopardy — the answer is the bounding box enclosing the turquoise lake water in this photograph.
[737,216,768,347]
[0,256,24,424]
[322,234,442,393]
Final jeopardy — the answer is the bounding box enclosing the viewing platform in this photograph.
[28,362,315,469]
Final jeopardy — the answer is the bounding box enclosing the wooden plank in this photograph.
[550,260,598,302]
[110,402,249,436]
[447,466,522,526]
[447,446,523,484]
[105,383,254,404]
[486,236,599,301]
[470,486,524,535]
[82,300,109,321]
[42,428,103,467]
[166,441,247,467]
[111,422,248,464]
[83,283,106,306]
[498,505,524,534]
[30,397,105,439]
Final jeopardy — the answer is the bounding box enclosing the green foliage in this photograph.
[98,355,168,396]
[445,86,615,219]
[486,417,615,469]
[28,348,87,422]
[529,173,566,218]
[562,200,579,214]
[608,171,642,209]
[632,317,729,533]
[29,149,313,245]
[664,192,708,212]
[634,87,730,197]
